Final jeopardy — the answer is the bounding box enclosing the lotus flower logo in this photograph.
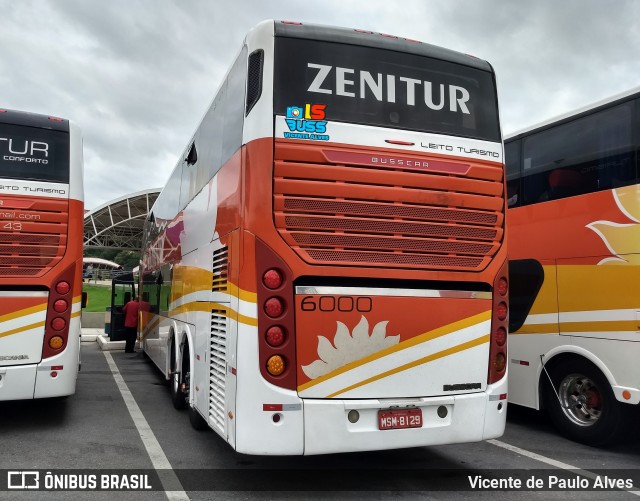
[587,185,640,265]
[301,316,399,379]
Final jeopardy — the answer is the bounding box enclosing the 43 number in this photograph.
[3,222,22,231]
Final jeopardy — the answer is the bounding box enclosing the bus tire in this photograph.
[544,358,629,446]
[170,339,188,410]
[189,404,209,431]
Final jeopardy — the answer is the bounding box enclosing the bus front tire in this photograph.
[544,358,630,446]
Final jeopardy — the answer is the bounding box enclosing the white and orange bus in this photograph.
[506,87,640,445]
[0,108,84,400]
[140,20,508,455]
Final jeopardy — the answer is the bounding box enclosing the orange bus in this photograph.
[140,20,508,455]
[0,108,84,400]
[506,87,640,445]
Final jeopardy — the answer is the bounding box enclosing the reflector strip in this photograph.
[262,403,302,412]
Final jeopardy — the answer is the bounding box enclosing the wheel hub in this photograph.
[558,373,602,427]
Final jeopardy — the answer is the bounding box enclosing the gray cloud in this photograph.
[2,0,638,208]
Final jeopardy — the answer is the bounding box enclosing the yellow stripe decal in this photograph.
[512,324,559,335]
[513,319,639,335]
[140,317,160,341]
[227,282,257,303]
[0,320,46,339]
[167,301,258,327]
[297,310,491,392]
[326,334,491,398]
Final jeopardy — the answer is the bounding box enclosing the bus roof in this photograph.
[505,85,640,141]
[0,108,69,132]
[274,20,494,73]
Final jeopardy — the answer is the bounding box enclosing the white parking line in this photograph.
[104,351,190,501]
[488,439,640,497]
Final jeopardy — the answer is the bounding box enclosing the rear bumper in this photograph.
[302,376,507,455]
[0,327,79,401]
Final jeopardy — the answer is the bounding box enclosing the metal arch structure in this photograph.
[84,188,161,250]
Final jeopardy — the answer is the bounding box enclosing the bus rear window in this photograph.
[0,123,70,183]
[274,38,500,142]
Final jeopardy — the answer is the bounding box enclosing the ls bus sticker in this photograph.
[283,103,330,141]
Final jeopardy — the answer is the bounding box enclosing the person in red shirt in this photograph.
[122,297,140,353]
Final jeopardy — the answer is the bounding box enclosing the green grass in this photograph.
[82,284,112,312]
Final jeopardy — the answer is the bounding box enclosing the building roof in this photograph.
[83,188,160,250]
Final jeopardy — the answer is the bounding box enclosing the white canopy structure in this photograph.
[83,188,160,250]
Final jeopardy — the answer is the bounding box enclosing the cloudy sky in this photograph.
[2,0,639,209]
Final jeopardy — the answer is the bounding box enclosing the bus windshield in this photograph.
[274,37,501,142]
[0,123,70,183]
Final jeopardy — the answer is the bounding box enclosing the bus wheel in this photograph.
[544,358,629,445]
[170,339,188,410]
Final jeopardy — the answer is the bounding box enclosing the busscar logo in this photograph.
[443,382,482,391]
[8,471,40,490]
[284,104,329,141]
[0,354,29,361]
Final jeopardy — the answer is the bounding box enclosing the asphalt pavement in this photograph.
[0,341,638,500]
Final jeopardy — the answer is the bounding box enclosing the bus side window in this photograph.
[505,140,521,208]
[522,101,635,205]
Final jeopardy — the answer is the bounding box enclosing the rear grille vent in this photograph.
[212,246,229,293]
[274,142,504,271]
[0,199,68,277]
[209,309,227,434]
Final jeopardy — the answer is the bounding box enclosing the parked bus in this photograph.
[505,87,640,445]
[0,109,84,400]
[140,20,508,455]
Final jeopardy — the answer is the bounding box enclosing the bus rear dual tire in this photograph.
[170,337,209,431]
[544,358,633,446]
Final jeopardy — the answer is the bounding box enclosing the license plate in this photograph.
[378,408,423,430]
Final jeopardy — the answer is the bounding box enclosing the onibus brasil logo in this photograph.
[284,104,329,141]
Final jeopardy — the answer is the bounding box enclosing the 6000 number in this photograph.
[300,296,372,312]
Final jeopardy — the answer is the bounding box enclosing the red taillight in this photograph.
[496,302,508,321]
[51,318,66,331]
[262,269,283,289]
[53,299,68,313]
[266,326,285,347]
[281,20,302,25]
[497,277,508,296]
[493,353,506,372]
[43,263,76,360]
[256,239,296,390]
[265,297,284,318]
[48,116,64,122]
[488,265,509,385]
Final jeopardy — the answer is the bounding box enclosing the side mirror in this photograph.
[82,291,88,309]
